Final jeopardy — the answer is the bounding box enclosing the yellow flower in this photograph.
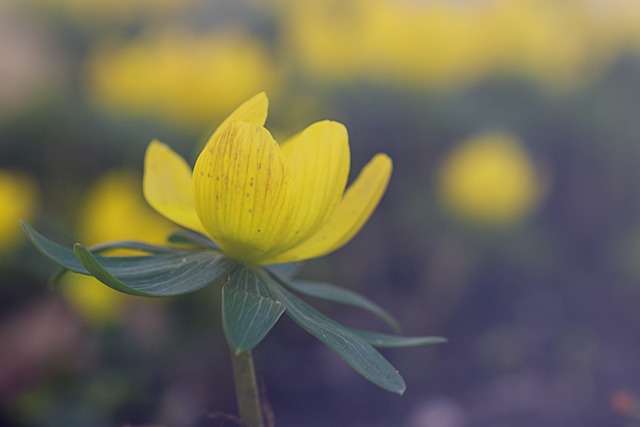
[438,131,541,226]
[61,170,174,324]
[0,170,39,252]
[62,274,125,324]
[279,0,621,89]
[359,0,497,88]
[78,170,174,247]
[86,30,280,130]
[144,93,392,266]
[486,0,594,88]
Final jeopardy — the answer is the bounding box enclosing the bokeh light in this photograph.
[438,131,541,226]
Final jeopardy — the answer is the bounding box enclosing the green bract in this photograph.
[22,221,445,394]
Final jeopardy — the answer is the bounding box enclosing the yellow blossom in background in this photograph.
[0,170,38,252]
[279,0,368,82]
[61,170,174,324]
[437,132,541,226]
[78,170,174,245]
[62,275,125,324]
[86,30,280,131]
[359,0,496,88]
[279,0,629,89]
[486,0,596,88]
[144,93,392,266]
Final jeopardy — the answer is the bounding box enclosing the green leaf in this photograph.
[265,274,406,394]
[283,280,401,332]
[167,229,219,249]
[90,240,177,254]
[223,266,285,353]
[350,329,448,348]
[265,262,302,280]
[73,244,237,297]
[21,221,88,274]
[22,222,237,297]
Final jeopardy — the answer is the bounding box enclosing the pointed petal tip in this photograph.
[261,150,393,264]
[372,153,393,169]
[253,91,268,103]
[145,140,172,160]
[244,90,270,114]
[244,91,269,113]
[213,92,270,134]
[305,119,348,136]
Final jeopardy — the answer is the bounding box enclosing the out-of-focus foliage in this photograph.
[3,0,640,425]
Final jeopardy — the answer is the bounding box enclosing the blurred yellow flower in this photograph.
[86,30,280,130]
[438,132,541,226]
[280,0,368,82]
[78,170,174,246]
[359,0,496,88]
[280,0,626,89]
[144,93,392,265]
[0,170,38,252]
[61,170,174,324]
[62,275,125,325]
[486,0,595,87]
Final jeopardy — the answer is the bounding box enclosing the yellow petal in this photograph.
[276,120,350,249]
[209,92,269,143]
[143,140,207,234]
[264,153,392,264]
[193,121,293,264]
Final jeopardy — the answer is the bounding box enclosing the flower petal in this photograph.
[193,121,293,264]
[276,120,350,249]
[143,140,207,234]
[263,153,392,264]
[210,92,269,142]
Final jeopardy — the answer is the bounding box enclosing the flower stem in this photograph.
[230,350,265,427]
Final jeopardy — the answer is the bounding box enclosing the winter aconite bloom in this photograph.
[438,131,541,226]
[144,93,392,266]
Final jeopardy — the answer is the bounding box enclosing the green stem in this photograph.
[230,350,265,427]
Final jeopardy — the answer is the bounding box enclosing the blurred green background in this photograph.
[2,0,640,426]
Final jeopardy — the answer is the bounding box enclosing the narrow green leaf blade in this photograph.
[350,329,448,348]
[21,221,88,274]
[167,229,219,249]
[223,266,285,353]
[266,275,406,394]
[73,244,237,297]
[284,280,401,332]
[265,262,302,280]
[89,241,177,254]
